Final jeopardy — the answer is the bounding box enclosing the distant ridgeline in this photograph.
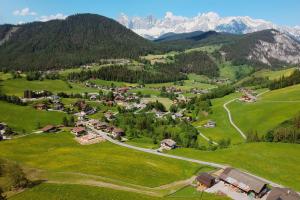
[0,14,157,71]
[1,13,300,77]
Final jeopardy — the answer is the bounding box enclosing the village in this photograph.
[0,81,299,200]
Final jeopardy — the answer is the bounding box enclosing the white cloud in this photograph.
[13,7,37,16]
[38,13,67,22]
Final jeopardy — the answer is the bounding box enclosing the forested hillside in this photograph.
[0,14,156,70]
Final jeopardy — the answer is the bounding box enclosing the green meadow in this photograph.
[0,132,205,187]
[253,67,296,80]
[229,84,300,135]
[170,142,300,191]
[193,92,244,144]
[0,101,67,133]
[142,97,173,109]
[9,183,229,200]
[0,78,98,96]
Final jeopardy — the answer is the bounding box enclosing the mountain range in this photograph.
[0,13,299,71]
[117,12,300,41]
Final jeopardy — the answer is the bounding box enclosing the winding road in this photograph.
[223,90,270,140]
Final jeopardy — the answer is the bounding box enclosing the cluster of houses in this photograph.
[165,86,183,95]
[23,90,52,99]
[33,95,65,111]
[195,168,299,200]
[73,119,125,140]
[238,88,257,103]
[190,88,210,95]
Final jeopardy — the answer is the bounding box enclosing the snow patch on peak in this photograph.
[117,12,300,40]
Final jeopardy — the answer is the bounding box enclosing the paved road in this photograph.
[87,125,226,169]
[87,125,297,191]
[223,98,247,139]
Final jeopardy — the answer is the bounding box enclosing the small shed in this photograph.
[196,172,216,188]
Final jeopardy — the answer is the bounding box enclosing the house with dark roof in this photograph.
[266,187,300,200]
[160,139,176,150]
[71,127,86,137]
[219,168,268,197]
[112,128,125,139]
[196,172,216,188]
[41,125,58,133]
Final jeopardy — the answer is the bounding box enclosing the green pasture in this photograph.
[9,183,228,200]
[193,92,244,144]
[0,78,98,96]
[0,132,204,187]
[170,142,300,191]
[229,84,300,135]
[0,101,67,133]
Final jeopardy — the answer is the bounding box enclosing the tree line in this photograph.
[246,113,300,144]
[268,69,300,90]
[67,65,187,84]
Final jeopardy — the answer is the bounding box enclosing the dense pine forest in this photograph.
[0,14,157,70]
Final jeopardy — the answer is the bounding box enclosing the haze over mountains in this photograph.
[117,12,300,40]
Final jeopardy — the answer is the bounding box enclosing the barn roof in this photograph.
[220,168,267,194]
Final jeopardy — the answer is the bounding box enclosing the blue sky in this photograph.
[0,0,299,26]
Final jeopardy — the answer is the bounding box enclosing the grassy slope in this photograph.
[0,78,98,96]
[229,84,300,135]
[219,62,253,81]
[142,97,173,110]
[170,142,300,191]
[253,67,296,80]
[193,92,244,144]
[0,132,203,187]
[0,101,67,133]
[9,183,229,200]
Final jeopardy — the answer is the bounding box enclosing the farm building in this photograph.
[219,168,268,198]
[160,139,176,150]
[34,103,48,110]
[196,172,216,188]
[95,122,109,130]
[41,125,58,133]
[112,128,125,139]
[71,127,86,137]
[266,187,300,200]
[204,120,216,128]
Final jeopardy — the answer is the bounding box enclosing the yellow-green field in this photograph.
[0,132,205,188]
[229,84,300,135]
[253,67,296,80]
[142,97,173,109]
[170,142,300,191]
[9,183,228,200]
[0,101,67,133]
[193,92,244,144]
[0,78,98,96]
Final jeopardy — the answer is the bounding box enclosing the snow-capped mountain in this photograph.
[117,12,300,41]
